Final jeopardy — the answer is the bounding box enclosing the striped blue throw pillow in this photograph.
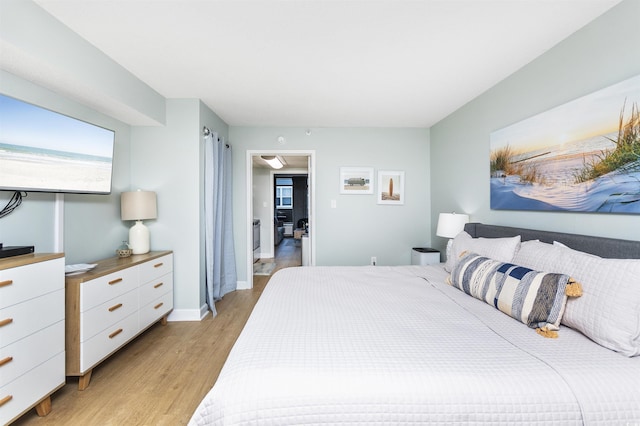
[450,251,582,337]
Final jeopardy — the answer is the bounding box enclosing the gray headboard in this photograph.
[464,223,640,259]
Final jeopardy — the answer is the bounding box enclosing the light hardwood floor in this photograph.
[13,238,301,426]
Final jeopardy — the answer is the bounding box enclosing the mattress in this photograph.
[189,265,640,425]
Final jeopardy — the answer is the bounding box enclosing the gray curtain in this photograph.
[204,131,237,316]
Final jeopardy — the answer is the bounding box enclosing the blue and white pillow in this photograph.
[450,251,581,337]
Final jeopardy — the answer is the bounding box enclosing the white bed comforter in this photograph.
[189,265,640,425]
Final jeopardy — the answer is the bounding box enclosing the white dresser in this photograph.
[0,253,65,426]
[64,251,173,390]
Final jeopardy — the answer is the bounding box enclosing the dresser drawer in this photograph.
[80,267,137,312]
[0,352,64,426]
[140,291,174,329]
[139,272,173,307]
[139,253,173,284]
[65,251,172,388]
[0,289,64,349]
[80,289,138,342]
[0,320,64,386]
[80,312,138,373]
[0,258,64,310]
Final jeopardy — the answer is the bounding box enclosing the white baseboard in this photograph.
[167,304,210,322]
[260,250,274,259]
[236,280,250,290]
[167,282,252,322]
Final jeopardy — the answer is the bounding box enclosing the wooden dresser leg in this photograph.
[78,370,93,391]
[161,315,168,326]
[35,396,52,417]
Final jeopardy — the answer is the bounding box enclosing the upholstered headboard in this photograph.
[464,223,640,259]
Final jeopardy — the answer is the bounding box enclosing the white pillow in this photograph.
[512,240,586,270]
[443,231,521,272]
[513,240,640,357]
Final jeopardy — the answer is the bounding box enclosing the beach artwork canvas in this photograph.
[490,74,640,213]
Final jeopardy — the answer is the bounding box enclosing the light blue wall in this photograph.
[0,0,165,125]
[131,100,229,318]
[5,0,637,320]
[1,1,219,320]
[0,0,229,318]
[230,127,431,283]
[430,0,640,254]
[1,0,164,263]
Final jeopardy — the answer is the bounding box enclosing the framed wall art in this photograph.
[377,170,404,205]
[490,74,640,214]
[339,167,374,194]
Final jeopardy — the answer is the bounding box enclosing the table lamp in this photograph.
[436,212,469,261]
[121,190,157,254]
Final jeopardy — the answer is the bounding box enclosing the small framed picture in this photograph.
[339,167,374,194]
[377,170,404,205]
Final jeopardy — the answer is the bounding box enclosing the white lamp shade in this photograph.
[436,212,469,238]
[121,191,157,221]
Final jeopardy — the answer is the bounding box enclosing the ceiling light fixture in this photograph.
[261,155,284,169]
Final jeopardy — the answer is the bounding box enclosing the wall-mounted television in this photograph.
[0,94,115,194]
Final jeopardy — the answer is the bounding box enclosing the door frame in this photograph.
[245,149,316,288]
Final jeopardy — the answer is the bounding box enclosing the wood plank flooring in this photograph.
[13,238,301,426]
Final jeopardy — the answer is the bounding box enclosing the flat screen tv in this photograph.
[0,94,115,194]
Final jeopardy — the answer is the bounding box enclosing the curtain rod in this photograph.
[203,126,230,147]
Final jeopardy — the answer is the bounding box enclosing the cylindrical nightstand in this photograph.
[411,247,440,265]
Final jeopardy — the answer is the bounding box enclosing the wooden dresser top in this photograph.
[0,253,64,271]
[64,250,172,284]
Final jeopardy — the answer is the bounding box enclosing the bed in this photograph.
[189,223,640,425]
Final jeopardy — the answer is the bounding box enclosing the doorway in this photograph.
[246,150,315,288]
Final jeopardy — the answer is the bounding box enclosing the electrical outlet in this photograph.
[371,256,377,266]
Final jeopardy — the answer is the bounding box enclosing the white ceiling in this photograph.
[14,1,624,128]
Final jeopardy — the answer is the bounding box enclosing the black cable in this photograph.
[0,191,26,218]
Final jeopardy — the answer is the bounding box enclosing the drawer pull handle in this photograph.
[0,356,13,367]
[0,395,13,407]
[154,302,164,310]
[0,279,13,288]
[153,282,164,289]
[108,278,123,285]
[109,328,123,339]
[0,318,13,327]
[108,303,123,312]
[153,262,164,268]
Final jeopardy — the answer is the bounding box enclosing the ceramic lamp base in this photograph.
[129,220,150,254]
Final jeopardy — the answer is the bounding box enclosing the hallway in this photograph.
[252,237,301,287]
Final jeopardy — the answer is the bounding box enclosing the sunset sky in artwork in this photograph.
[491,74,640,154]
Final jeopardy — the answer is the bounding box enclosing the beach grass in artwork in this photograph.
[491,145,546,185]
[574,102,640,183]
[490,74,640,214]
